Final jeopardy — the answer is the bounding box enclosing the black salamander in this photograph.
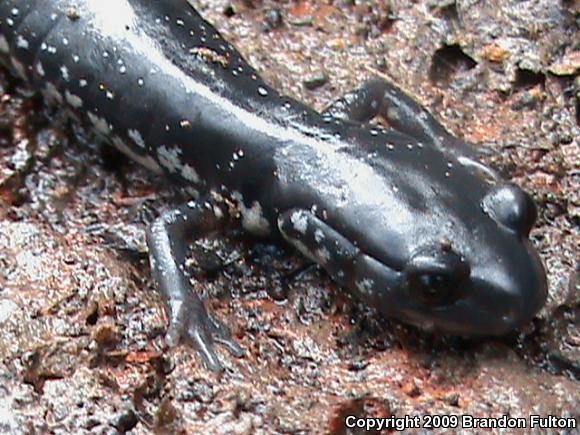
[0,0,548,370]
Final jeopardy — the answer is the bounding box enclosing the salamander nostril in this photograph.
[482,183,537,237]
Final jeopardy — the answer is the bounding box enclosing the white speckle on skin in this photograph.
[184,186,200,198]
[232,192,270,236]
[181,163,200,183]
[283,237,317,263]
[79,79,88,87]
[386,107,400,121]
[16,35,29,49]
[315,247,331,264]
[210,190,225,204]
[241,201,270,235]
[110,135,162,174]
[47,45,57,54]
[290,210,308,234]
[63,108,81,124]
[0,35,9,54]
[157,145,182,172]
[213,205,224,219]
[87,112,110,136]
[11,57,27,79]
[36,62,45,76]
[355,278,375,296]
[60,65,69,81]
[72,54,80,63]
[127,129,146,148]
[314,229,325,243]
[43,82,63,104]
[64,90,83,108]
[278,217,318,263]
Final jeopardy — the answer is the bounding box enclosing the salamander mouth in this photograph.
[388,241,548,336]
[278,209,547,337]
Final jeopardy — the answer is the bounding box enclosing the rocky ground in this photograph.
[0,0,578,433]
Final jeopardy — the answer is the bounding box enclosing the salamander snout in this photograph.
[403,246,470,307]
[482,183,537,237]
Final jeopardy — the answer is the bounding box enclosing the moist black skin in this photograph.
[0,0,548,370]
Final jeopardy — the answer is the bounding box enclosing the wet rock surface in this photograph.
[0,0,578,433]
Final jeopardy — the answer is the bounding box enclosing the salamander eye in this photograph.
[482,183,537,237]
[406,270,458,306]
[404,246,470,307]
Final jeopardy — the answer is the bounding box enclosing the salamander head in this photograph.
[393,211,548,336]
[277,139,548,336]
[358,173,547,336]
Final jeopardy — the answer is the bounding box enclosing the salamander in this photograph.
[0,0,548,370]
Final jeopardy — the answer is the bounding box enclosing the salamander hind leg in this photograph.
[323,79,451,144]
[322,80,385,123]
[323,78,495,169]
[146,198,244,371]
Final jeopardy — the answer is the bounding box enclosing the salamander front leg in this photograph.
[146,199,243,371]
[277,209,401,308]
[277,209,358,289]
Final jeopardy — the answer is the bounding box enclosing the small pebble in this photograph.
[303,73,329,90]
[264,9,283,30]
[223,4,235,18]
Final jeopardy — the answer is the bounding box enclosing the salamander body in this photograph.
[0,0,548,369]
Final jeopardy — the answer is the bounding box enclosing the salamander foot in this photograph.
[164,291,244,371]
